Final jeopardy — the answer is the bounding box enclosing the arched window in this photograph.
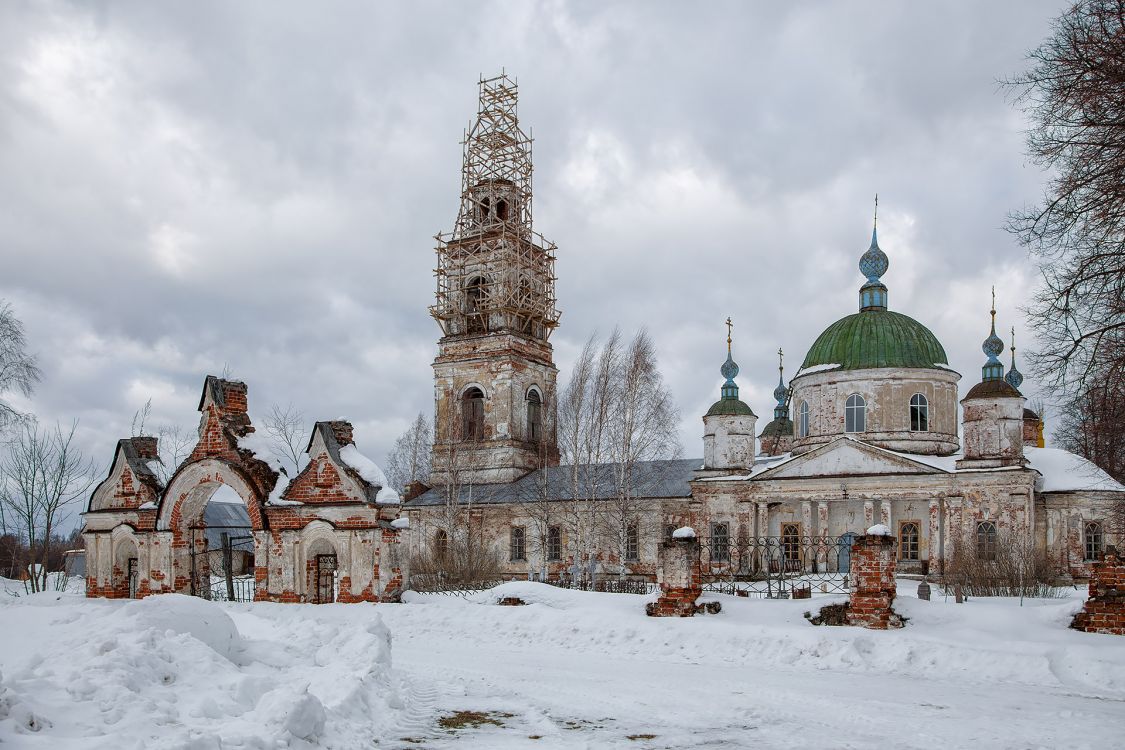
[434,529,449,561]
[910,393,929,432]
[625,522,639,562]
[976,521,998,562]
[845,394,866,433]
[478,196,491,223]
[547,525,562,561]
[465,277,486,334]
[781,523,801,567]
[461,387,485,442]
[710,522,730,563]
[496,199,509,221]
[900,522,920,560]
[509,526,526,562]
[1085,521,1104,561]
[526,389,542,443]
[798,401,810,438]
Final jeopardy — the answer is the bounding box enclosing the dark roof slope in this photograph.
[407,458,702,507]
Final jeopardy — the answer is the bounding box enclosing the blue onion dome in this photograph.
[981,290,1006,382]
[706,333,755,417]
[773,377,787,405]
[859,226,889,281]
[1005,327,1024,389]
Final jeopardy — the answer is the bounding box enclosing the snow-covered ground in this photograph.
[1,580,1124,749]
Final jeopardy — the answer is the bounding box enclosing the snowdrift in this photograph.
[0,593,405,748]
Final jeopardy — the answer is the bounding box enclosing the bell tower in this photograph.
[429,73,561,486]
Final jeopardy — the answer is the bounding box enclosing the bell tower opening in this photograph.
[429,73,561,486]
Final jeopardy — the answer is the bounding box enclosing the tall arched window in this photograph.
[462,387,485,441]
[465,277,486,333]
[509,526,526,562]
[845,394,866,433]
[547,525,562,561]
[910,393,929,432]
[434,529,449,561]
[1085,521,1104,561]
[976,521,998,562]
[625,522,639,562]
[798,401,810,438]
[526,389,542,443]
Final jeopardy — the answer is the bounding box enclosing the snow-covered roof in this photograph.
[1024,447,1125,493]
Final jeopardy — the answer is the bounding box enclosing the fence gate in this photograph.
[315,554,337,603]
[127,558,139,599]
[188,525,257,602]
[697,535,853,598]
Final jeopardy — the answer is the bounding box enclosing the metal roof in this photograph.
[202,502,253,548]
[406,458,702,507]
[801,309,949,372]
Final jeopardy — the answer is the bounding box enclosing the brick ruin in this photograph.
[646,535,704,617]
[845,532,904,629]
[82,376,405,603]
[1071,545,1125,636]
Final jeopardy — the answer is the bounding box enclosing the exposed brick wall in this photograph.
[846,534,903,629]
[646,538,702,617]
[1071,546,1125,635]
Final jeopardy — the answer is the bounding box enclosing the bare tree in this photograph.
[385,412,433,495]
[129,399,194,483]
[261,403,308,476]
[0,301,42,431]
[0,420,95,592]
[1005,0,1125,394]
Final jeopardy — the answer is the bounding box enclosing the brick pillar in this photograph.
[645,535,702,617]
[1071,545,1125,635]
[846,533,903,629]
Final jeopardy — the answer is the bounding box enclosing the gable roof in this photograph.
[703,437,948,483]
[407,458,701,507]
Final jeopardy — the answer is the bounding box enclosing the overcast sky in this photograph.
[0,1,1066,475]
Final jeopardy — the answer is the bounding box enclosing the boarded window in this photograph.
[527,390,542,443]
[462,388,485,441]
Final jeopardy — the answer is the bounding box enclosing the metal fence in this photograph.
[189,526,257,603]
[696,534,854,598]
[406,574,658,597]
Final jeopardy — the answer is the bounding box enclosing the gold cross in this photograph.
[778,347,784,373]
[725,317,733,353]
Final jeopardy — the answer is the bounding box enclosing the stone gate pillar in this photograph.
[846,530,903,629]
[646,531,702,617]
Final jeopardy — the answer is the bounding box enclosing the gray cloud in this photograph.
[0,0,1064,479]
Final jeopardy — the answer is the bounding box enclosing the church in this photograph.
[402,74,1123,587]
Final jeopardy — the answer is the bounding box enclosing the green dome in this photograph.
[801,309,948,372]
[706,398,755,417]
[760,417,793,437]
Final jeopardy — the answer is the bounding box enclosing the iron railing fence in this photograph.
[188,526,257,603]
[695,534,855,598]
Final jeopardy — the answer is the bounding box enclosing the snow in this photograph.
[3,580,1125,747]
[671,526,696,539]
[866,523,891,536]
[338,444,401,504]
[237,432,293,505]
[144,459,163,478]
[0,590,402,748]
[798,362,841,375]
[136,501,156,510]
[1025,446,1125,492]
[390,518,410,530]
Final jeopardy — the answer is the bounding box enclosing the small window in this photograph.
[496,199,509,221]
[710,522,730,563]
[900,522,920,560]
[625,523,639,562]
[547,525,562,561]
[1085,521,1104,561]
[781,523,801,563]
[976,521,998,562]
[798,401,810,438]
[527,389,542,443]
[845,394,866,433]
[462,387,485,442]
[509,526,526,561]
[434,529,449,561]
[910,393,929,432]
